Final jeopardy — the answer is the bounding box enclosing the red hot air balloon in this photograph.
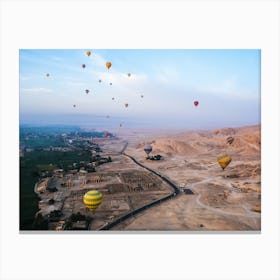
[104,131,110,138]
[194,101,199,107]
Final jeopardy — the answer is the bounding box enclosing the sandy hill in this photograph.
[135,125,260,156]
[151,139,197,154]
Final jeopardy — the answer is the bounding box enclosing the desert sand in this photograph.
[110,125,261,231]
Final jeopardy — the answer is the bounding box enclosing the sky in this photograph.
[19,49,260,130]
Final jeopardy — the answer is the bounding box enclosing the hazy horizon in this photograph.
[20,113,260,131]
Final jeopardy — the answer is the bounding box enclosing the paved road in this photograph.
[99,146,180,230]
[120,141,129,154]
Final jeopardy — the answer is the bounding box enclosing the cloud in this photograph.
[21,87,53,93]
[154,66,180,84]
[20,76,31,81]
[89,53,107,67]
[193,78,259,101]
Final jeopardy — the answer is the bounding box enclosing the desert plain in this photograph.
[108,124,261,231]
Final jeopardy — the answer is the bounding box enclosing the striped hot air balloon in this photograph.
[226,136,234,145]
[83,190,103,212]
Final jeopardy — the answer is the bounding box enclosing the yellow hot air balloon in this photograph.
[86,51,91,57]
[83,190,103,212]
[106,62,112,69]
[127,73,131,77]
[217,155,232,170]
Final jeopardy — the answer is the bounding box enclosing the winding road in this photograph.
[99,142,180,230]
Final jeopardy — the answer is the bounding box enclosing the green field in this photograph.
[22,137,66,148]
[20,149,92,230]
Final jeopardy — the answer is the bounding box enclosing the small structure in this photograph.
[56,221,65,231]
[87,175,101,183]
[183,188,194,195]
[71,221,88,230]
[66,179,73,188]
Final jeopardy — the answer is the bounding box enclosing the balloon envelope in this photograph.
[124,103,128,108]
[194,101,199,106]
[104,131,110,137]
[127,73,131,77]
[227,136,234,145]
[86,51,91,56]
[144,144,152,155]
[83,190,103,212]
[82,64,86,68]
[106,62,112,69]
[213,130,220,135]
[217,155,232,170]
[46,73,50,77]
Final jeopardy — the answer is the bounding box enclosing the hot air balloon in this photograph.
[194,101,199,107]
[106,62,112,69]
[141,94,144,98]
[127,73,131,77]
[217,155,232,170]
[119,123,122,127]
[227,136,234,145]
[109,82,112,86]
[83,190,103,212]
[73,104,76,108]
[112,97,115,100]
[144,144,152,158]
[99,79,102,83]
[104,131,110,138]
[82,64,86,68]
[85,89,89,94]
[86,51,91,57]
[213,130,220,135]
[45,73,50,77]
[124,103,128,108]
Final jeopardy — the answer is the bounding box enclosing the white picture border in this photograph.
[1,0,279,279]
